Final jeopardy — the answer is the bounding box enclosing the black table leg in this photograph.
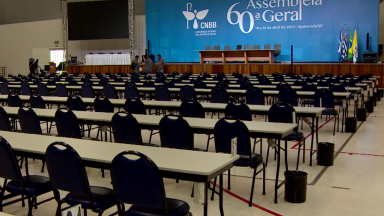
[219,174,224,216]
[274,139,281,204]
[310,117,315,166]
[204,181,208,216]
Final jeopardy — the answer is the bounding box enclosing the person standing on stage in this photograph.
[133,55,140,73]
[34,59,41,75]
[144,55,153,74]
[156,54,165,73]
[29,58,35,75]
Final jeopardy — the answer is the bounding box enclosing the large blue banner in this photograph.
[146,0,379,62]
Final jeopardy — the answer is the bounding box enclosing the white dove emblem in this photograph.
[182,3,209,29]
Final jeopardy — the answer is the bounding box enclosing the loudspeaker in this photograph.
[363,52,377,63]
[366,33,370,51]
[379,44,383,56]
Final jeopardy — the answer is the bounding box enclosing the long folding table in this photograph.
[0,131,238,216]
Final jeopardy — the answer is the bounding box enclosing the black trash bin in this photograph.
[317,142,334,166]
[365,101,374,113]
[369,96,377,106]
[284,171,307,203]
[357,108,367,121]
[375,92,381,102]
[345,117,357,133]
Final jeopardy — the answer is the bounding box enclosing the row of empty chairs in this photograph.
[205,44,281,56]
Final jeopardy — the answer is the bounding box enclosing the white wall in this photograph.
[0,19,62,75]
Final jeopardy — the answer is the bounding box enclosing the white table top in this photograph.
[2,107,297,138]
[0,131,239,176]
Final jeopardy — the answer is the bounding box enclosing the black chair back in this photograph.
[0,107,11,131]
[0,137,23,182]
[246,87,264,105]
[278,88,298,106]
[1,83,9,95]
[81,84,95,98]
[37,83,50,96]
[8,94,22,107]
[103,84,118,99]
[94,97,114,113]
[180,85,197,101]
[55,108,82,139]
[18,107,42,134]
[111,111,143,145]
[30,95,46,109]
[125,84,139,99]
[159,115,194,150]
[111,151,167,212]
[67,95,86,111]
[155,86,171,101]
[180,99,204,118]
[56,83,68,97]
[21,83,31,95]
[124,97,147,115]
[225,102,252,121]
[211,87,228,103]
[268,102,296,124]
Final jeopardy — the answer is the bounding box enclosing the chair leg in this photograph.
[249,168,257,207]
[41,160,45,173]
[303,139,306,163]
[266,146,270,167]
[296,141,301,170]
[101,169,105,178]
[27,197,33,216]
[206,134,211,151]
[333,115,337,135]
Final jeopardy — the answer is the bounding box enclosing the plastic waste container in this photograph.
[357,108,367,121]
[345,117,357,133]
[284,171,307,203]
[317,142,334,166]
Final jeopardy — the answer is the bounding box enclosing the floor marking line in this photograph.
[309,114,367,185]
[209,182,283,216]
[291,116,335,149]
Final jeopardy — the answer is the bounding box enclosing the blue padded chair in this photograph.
[240,82,253,90]
[246,87,265,105]
[314,89,340,135]
[279,87,298,106]
[324,73,333,78]
[67,95,86,111]
[212,117,265,206]
[94,97,114,113]
[301,84,318,106]
[111,151,191,216]
[211,87,228,118]
[159,115,203,151]
[68,79,78,86]
[193,81,207,89]
[0,137,52,216]
[45,142,116,216]
[8,94,22,107]
[180,85,196,101]
[344,73,354,78]
[103,84,118,99]
[56,83,68,97]
[94,97,114,142]
[81,84,95,98]
[124,97,158,143]
[125,84,139,99]
[225,102,252,121]
[111,111,158,147]
[84,79,93,86]
[294,80,307,86]
[18,107,42,135]
[47,80,56,86]
[180,99,204,118]
[155,86,171,101]
[37,83,50,96]
[21,83,31,95]
[1,83,9,95]
[216,82,229,89]
[0,107,11,131]
[211,87,228,103]
[164,81,175,88]
[259,78,272,85]
[317,80,331,87]
[124,97,147,115]
[276,82,291,91]
[55,108,82,139]
[173,78,182,84]
[99,78,109,86]
[144,75,152,80]
[268,103,305,169]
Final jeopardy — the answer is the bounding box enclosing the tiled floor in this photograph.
[1,98,383,216]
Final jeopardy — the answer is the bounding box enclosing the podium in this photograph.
[49,62,56,74]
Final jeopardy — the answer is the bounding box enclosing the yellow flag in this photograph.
[352,29,358,63]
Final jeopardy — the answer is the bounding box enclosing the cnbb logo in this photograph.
[182,3,217,29]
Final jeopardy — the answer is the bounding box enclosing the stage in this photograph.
[66,62,384,87]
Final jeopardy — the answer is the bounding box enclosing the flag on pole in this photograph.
[341,24,348,60]
[338,24,342,61]
[352,27,358,63]
[347,25,353,61]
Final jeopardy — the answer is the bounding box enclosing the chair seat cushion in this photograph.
[285,131,304,141]
[65,186,115,210]
[322,109,338,115]
[6,175,51,196]
[234,153,263,168]
[127,198,190,216]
